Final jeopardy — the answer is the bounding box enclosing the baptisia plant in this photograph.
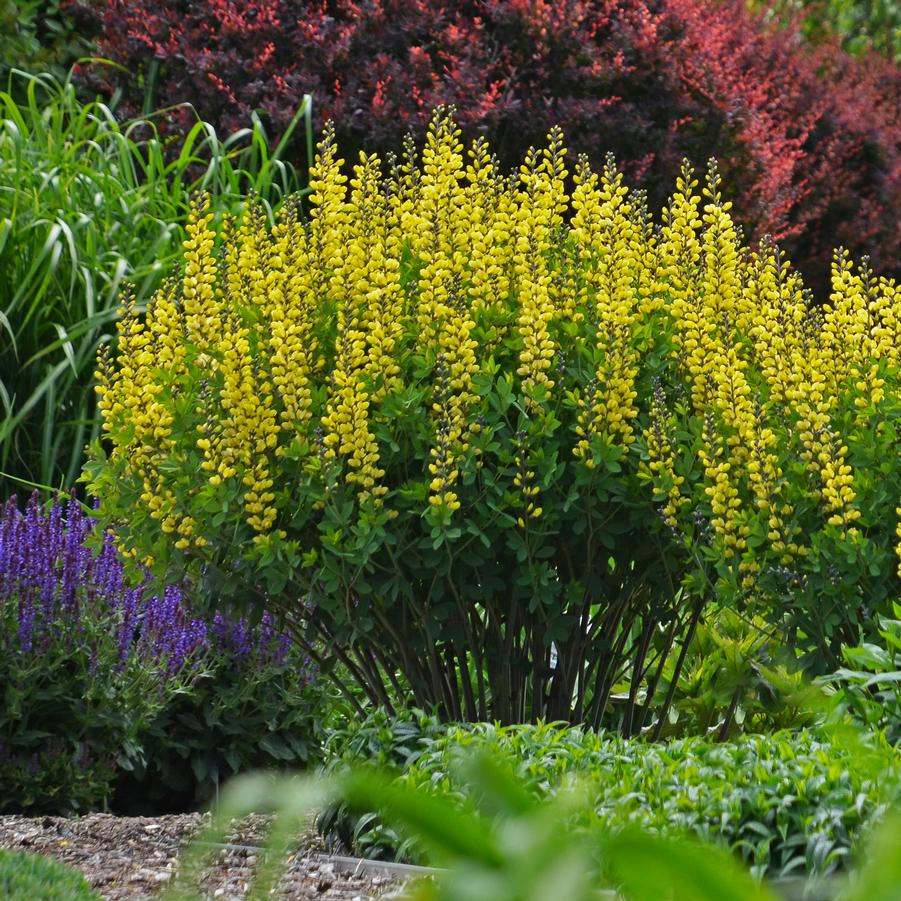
[86,111,901,731]
[0,492,207,813]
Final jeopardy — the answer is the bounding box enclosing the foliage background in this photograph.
[77,0,901,292]
[0,70,309,489]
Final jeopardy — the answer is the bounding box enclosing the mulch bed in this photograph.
[0,813,402,900]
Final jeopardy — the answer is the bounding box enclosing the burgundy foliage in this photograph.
[74,0,901,290]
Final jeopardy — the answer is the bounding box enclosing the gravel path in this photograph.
[0,813,403,900]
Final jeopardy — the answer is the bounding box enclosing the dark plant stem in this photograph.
[651,597,705,741]
[718,686,743,742]
[623,614,654,739]
[281,619,367,718]
[635,607,679,735]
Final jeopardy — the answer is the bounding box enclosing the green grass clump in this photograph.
[0,68,311,489]
[0,849,101,901]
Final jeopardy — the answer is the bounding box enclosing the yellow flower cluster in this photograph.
[463,137,514,319]
[643,380,687,529]
[571,156,643,459]
[265,200,318,432]
[181,199,221,354]
[514,130,568,406]
[95,114,901,575]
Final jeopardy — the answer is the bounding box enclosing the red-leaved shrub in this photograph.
[74,0,901,291]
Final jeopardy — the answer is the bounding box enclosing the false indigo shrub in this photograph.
[114,610,323,814]
[0,492,207,813]
[86,114,901,732]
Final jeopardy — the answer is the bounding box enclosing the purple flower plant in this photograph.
[210,609,294,669]
[1,491,311,680]
[1,492,318,814]
[0,492,207,677]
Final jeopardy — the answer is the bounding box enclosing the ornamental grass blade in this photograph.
[0,307,15,353]
[0,358,71,440]
[0,215,11,255]
[841,807,901,901]
[602,828,778,901]
[340,768,505,868]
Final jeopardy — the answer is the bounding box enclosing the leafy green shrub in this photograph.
[87,113,901,730]
[750,0,901,63]
[0,1,97,88]
[323,721,898,879]
[823,605,901,747]
[654,609,818,741]
[163,756,901,901]
[0,849,100,901]
[113,611,323,813]
[0,69,310,489]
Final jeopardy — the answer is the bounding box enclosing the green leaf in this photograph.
[341,769,505,868]
[603,829,778,901]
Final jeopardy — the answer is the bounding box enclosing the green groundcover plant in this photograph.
[318,718,899,880]
[0,848,101,901]
[0,69,311,489]
[161,748,901,901]
[822,605,901,748]
[87,112,901,733]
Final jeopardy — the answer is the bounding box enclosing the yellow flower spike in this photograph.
[641,380,689,529]
[320,322,386,506]
[339,151,405,400]
[308,120,349,295]
[90,108,901,615]
[513,137,568,406]
[570,154,643,456]
[181,195,221,355]
[465,137,513,320]
[266,200,320,432]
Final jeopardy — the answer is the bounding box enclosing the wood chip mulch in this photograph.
[0,813,404,900]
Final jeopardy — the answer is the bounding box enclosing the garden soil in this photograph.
[0,813,401,899]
